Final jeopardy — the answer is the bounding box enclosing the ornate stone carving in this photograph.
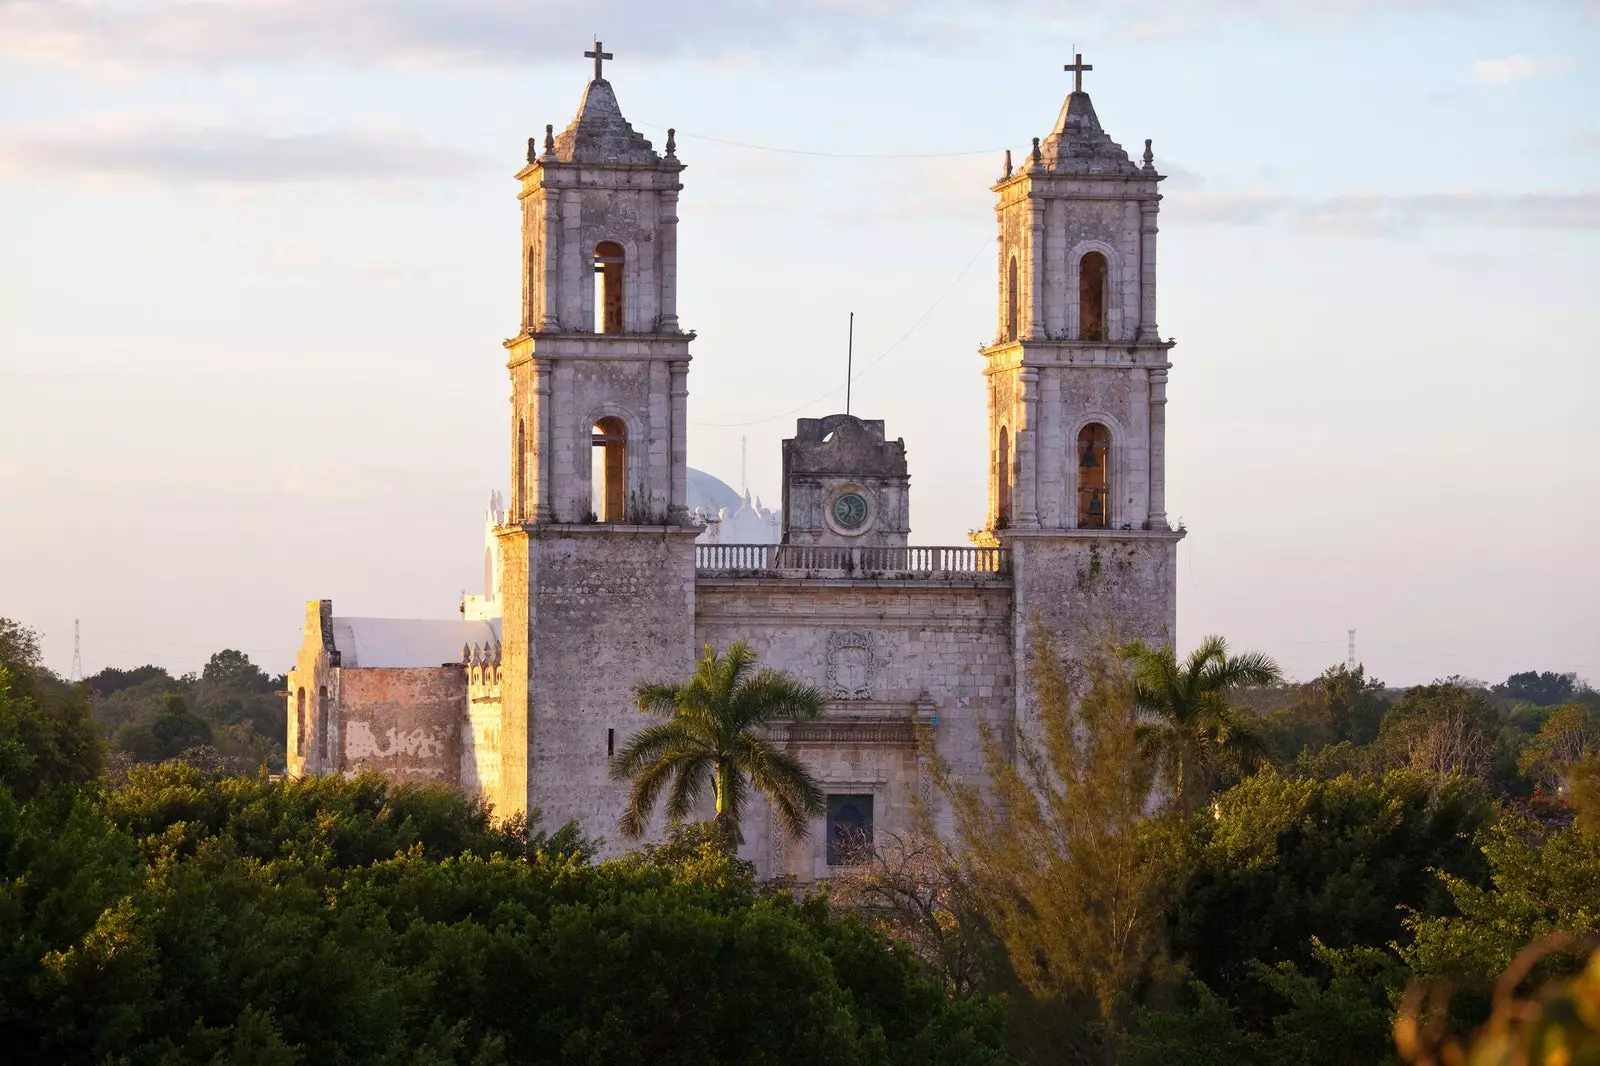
[788,723,917,745]
[826,630,876,700]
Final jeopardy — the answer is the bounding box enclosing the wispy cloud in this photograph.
[0,116,487,184]
[0,0,1507,72]
[1470,54,1575,84]
[1171,189,1600,232]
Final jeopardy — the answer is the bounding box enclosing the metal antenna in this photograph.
[71,619,82,682]
[1347,629,1356,672]
[845,312,855,415]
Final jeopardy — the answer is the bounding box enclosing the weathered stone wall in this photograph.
[285,600,338,778]
[1008,531,1180,742]
[336,668,464,783]
[694,577,1015,879]
[461,664,503,806]
[506,524,700,849]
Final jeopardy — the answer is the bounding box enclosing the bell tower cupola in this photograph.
[507,41,692,525]
[981,55,1174,536]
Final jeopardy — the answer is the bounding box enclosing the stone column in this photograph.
[659,188,681,332]
[994,205,1007,343]
[1016,367,1040,529]
[1027,199,1045,339]
[669,359,689,520]
[561,188,583,331]
[539,188,561,331]
[532,359,553,521]
[1129,366,1150,526]
[1148,367,1169,530]
[1039,367,1062,528]
[1139,199,1160,341]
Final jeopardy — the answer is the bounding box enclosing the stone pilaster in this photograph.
[561,187,583,330]
[531,359,553,521]
[1016,367,1040,529]
[1149,367,1169,530]
[1027,199,1045,339]
[1139,199,1160,341]
[539,189,561,331]
[659,188,680,332]
[669,359,689,519]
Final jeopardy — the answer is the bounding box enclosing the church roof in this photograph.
[1039,91,1146,177]
[550,79,660,165]
[331,617,502,669]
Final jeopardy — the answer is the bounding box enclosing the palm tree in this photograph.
[609,641,827,849]
[1118,634,1282,816]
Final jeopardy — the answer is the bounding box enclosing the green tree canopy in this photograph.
[1120,634,1283,815]
[1170,769,1494,1028]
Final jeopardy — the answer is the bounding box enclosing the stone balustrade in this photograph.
[694,544,1010,580]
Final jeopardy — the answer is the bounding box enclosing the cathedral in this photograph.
[285,48,1183,879]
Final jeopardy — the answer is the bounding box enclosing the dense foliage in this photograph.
[0,621,1003,1064]
[90,645,287,771]
[7,611,1598,1064]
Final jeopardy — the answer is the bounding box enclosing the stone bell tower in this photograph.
[493,44,699,836]
[980,56,1185,716]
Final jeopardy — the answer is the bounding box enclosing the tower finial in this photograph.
[527,136,537,164]
[1002,148,1012,179]
[1030,136,1042,166]
[665,128,677,158]
[584,40,613,81]
[543,123,555,157]
[1142,137,1155,171]
[1064,51,1093,93]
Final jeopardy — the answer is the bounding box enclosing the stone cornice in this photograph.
[496,522,702,539]
[979,340,1175,371]
[998,526,1187,543]
[504,331,695,365]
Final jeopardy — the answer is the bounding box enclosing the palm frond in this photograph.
[737,735,825,839]
[665,757,714,822]
[729,669,826,729]
[634,682,685,717]
[618,754,679,838]
[609,721,702,780]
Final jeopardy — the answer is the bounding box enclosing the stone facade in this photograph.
[285,56,1184,880]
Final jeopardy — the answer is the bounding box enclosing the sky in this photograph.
[1,0,1596,688]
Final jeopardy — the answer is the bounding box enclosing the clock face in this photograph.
[832,492,870,529]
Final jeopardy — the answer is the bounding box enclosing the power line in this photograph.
[689,233,993,429]
[636,121,1010,160]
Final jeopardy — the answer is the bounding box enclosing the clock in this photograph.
[831,492,870,529]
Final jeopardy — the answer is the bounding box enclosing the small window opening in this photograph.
[295,688,306,758]
[826,794,874,866]
[516,418,526,520]
[1079,251,1108,342]
[1006,255,1019,342]
[607,728,615,757]
[996,426,1013,526]
[1077,423,1111,528]
[594,241,624,333]
[591,416,628,522]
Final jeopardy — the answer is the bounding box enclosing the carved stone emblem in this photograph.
[826,630,876,700]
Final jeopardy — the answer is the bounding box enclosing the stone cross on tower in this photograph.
[584,40,613,81]
[1063,52,1093,92]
